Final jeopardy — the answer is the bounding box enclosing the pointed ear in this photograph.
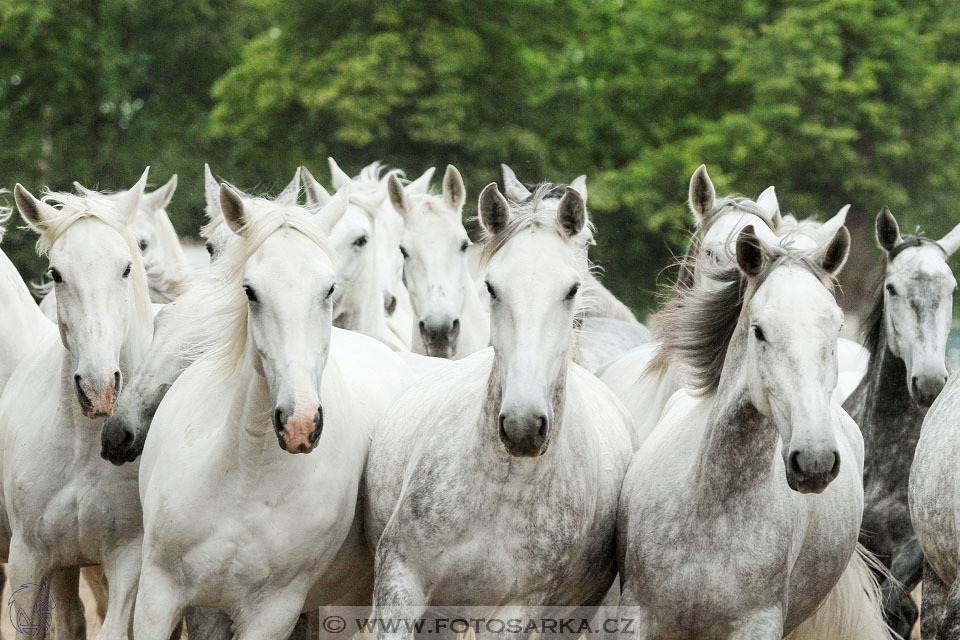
[387,173,413,218]
[569,175,588,202]
[938,221,960,258]
[735,225,765,277]
[689,164,716,224]
[478,183,511,235]
[14,184,58,230]
[328,157,352,190]
[442,164,466,211]
[876,206,901,253]
[501,164,532,202]
[116,167,149,223]
[72,181,97,198]
[141,174,178,212]
[314,185,350,235]
[301,166,331,207]
[755,186,780,227]
[819,204,849,244]
[204,164,221,219]
[274,167,301,206]
[557,187,586,238]
[821,226,851,276]
[220,183,248,235]
[406,167,435,194]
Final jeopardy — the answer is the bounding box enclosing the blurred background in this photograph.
[3,0,960,323]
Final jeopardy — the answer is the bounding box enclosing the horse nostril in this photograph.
[912,376,920,395]
[452,319,460,331]
[113,371,121,391]
[385,295,397,315]
[419,320,426,332]
[789,451,802,476]
[498,415,507,441]
[273,408,284,432]
[537,416,547,439]
[830,451,841,478]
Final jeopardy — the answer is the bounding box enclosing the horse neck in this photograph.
[693,322,780,504]
[847,323,922,472]
[0,249,50,367]
[335,252,389,338]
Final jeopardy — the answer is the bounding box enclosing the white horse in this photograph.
[38,173,189,321]
[387,165,490,358]
[0,171,154,640]
[133,186,412,640]
[365,184,634,634]
[616,224,889,639]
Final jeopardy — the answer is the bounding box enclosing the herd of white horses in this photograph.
[2,158,960,640]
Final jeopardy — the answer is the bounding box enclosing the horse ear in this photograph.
[314,186,350,235]
[820,226,851,276]
[141,174,178,212]
[406,167,435,194]
[116,167,150,223]
[328,157,352,190]
[735,225,764,277]
[557,187,586,238]
[689,164,716,224]
[478,183,511,235]
[219,183,248,235]
[442,164,466,211]
[274,167,301,206]
[570,175,588,202]
[204,164,221,219]
[819,204,849,243]
[876,206,901,253]
[501,164,532,202]
[387,173,413,218]
[72,181,98,198]
[938,221,960,258]
[14,184,58,230]
[301,166,331,207]
[756,186,780,227]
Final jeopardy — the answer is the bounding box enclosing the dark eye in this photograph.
[753,326,766,342]
[399,246,409,259]
[485,281,497,300]
[49,267,62,284]
[460,239,469,253]
[353,235,368,248]
[325,284,336,299]
[886,283,898,297]
[205,242,214,257]
[122,263,132,279]
[243,285,258,303]
[565,283,580,300]
[138,240,149,253]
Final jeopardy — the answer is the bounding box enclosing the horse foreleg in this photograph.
[81,566,108,623]
[922,561,950,640]
[372,552,427,640]
[6,540,53,640]
[48,566,85,640]
[94,542,140,640]
[729,609,783,640]
[231,592,305,640]
[132,564,183,640]
[184,607,232,640]
[878,540,923,639]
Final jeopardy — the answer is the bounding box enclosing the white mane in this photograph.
[187,199,336,376]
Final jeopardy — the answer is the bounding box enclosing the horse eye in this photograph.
[122,263,132,279]
[399,246,409,259]
[753,326,766,342]
[565,283,580,301]
[138,240,149,253]
[243,285,258,303]
[353,235,368,248]
[460,240,469,253]
[49,267,62,284]
[886,283,898,297]
[485,281,497,300]
[325,284,336,299]
[205,242,214,257]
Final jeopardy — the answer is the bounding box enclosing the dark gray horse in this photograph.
[843,206,959,638]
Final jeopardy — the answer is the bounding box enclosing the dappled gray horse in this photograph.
[848,206,960,637]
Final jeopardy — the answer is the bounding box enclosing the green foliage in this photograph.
[3,0,960,317]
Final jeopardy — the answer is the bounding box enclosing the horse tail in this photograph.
[786,544,896,640]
